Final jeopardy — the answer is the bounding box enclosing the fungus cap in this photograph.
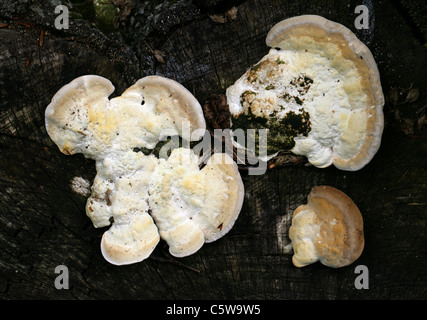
[45,75,206,160]
[45,75,114,157]
[87,150,161,265]
[226,15,384,170]
[148,148,244,257]
[289,185,364,268]
[100,211,160,266]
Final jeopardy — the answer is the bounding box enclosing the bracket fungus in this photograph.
[226,15,384,170]
[46,75,244,265]
[288,186,364,268]
[45,75,206,159]
[148,149,244,258]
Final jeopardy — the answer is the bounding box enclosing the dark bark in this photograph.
[0,0,426,299]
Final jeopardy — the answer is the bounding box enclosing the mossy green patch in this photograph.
[231,107,311,155]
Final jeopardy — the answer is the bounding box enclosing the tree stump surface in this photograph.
[0,0,426,299]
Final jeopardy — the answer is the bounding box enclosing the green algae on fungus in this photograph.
[231,107,311,155]
[290,75,314,94]
[235,71,313,155]
[227,15,385,170]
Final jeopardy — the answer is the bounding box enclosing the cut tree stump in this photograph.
[0,0,426,299]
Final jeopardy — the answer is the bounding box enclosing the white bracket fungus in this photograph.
[226,15,384,170]
[45,75,206,160]
[46,75,244,265]
[288,186,364,268]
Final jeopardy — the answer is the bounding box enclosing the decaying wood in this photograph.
[0,0,426,299]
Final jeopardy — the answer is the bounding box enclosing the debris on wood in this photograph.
[153,49,166,64]
[39,30,44,47]
[225,6,238,20]
[210,14,228,24]
[210,6,238,24]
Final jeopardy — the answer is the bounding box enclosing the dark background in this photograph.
[0,0,426,299]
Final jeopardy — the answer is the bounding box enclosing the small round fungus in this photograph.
[289,185,364,268]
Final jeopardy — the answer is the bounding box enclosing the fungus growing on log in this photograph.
[46,75,244,265]
[226,15,384,170]
[289,185,364,268]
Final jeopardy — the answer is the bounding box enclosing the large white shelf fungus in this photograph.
[45,75,244,265]
[226,15,384,171]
